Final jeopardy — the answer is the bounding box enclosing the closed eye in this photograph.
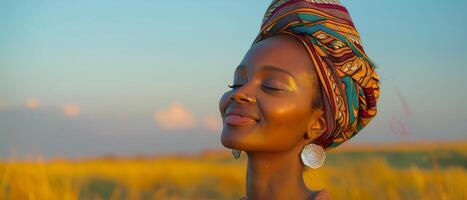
[262,85,283,91]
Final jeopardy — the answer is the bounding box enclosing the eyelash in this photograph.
[263,85,282,91]
[228,83,242,89]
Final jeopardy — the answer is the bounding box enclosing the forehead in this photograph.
[236,34,313,77]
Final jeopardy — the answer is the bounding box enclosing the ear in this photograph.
[303,111,327,142]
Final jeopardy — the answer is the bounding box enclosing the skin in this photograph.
[218,34,328,200]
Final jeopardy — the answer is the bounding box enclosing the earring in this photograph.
[300,143,326,169]
[232,149,241,159]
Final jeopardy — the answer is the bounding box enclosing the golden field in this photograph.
[0,142,466,200]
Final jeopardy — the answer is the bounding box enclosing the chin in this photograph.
[221,127,254,150]
[220,127,269,152]
[220,130,243,149]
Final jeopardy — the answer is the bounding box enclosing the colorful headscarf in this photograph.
[253,0,380,150]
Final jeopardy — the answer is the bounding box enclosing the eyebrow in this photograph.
[260,65,296,79]
[236,65,295,77]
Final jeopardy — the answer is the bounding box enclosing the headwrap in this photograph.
[253,0,380,150]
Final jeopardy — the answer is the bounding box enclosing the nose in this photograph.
[231,91,256,104]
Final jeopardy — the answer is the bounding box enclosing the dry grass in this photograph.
[0,142,466,200]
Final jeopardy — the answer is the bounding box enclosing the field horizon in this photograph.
[2,139,465,163]
[1,140,466,199]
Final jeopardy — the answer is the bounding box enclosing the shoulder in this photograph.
[310,188,332,200]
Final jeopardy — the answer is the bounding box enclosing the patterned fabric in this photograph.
[253,0,380,150]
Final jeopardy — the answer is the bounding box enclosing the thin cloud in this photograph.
[25,98,40,109]
[62,104,81,117]
[154,102,195,130]
[388,86,413,136]
[203,114,222,133]
[389,117,412,136]
[395,86,412,117]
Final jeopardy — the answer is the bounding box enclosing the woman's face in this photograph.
[219,34,324,153]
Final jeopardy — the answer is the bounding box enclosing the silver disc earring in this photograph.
[232,149,241,159]
[300,143,326,169]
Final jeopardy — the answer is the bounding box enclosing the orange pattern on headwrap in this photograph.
[253,0,380,150]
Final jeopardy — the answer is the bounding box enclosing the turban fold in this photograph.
[253,0,380,150]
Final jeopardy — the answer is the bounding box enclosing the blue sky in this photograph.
[1,0,466,158]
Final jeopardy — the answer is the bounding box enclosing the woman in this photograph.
[219,0,379,199]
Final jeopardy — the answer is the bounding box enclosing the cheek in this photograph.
[219,91,232,117]
[259,94,311,143]
[262,98,309,127]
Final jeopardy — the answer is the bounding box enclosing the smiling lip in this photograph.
[225,114,257,126]
[224,109,259,127]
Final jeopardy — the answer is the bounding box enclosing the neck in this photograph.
[245,144,312,200]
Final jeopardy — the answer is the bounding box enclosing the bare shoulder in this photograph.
[310,188,332,200]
